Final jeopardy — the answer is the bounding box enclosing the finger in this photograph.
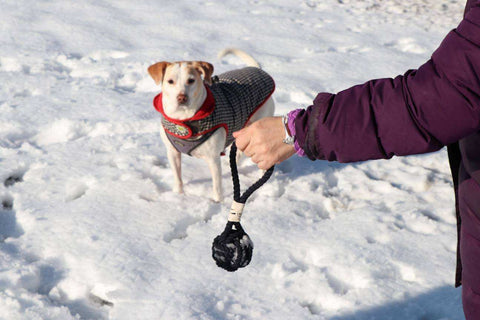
[234,132,250,151]
[251,154,261,164]
[257,160,271,171]
[243,146,254,158]
[233,126,250,138]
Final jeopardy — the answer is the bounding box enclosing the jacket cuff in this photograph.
[287,109,306,157]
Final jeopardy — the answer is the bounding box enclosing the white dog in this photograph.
[148,49,275,202]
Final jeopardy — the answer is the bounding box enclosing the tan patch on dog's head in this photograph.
[148,61,172,85]
[192,61,214,85]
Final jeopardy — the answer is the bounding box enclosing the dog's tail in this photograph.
[218,48,261,68]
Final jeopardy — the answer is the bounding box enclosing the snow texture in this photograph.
[0,0,466,319]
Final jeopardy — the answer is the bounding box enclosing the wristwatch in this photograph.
[282,114,295,145]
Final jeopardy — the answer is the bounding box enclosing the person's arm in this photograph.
[234,1,480,169]
[295,1,480,163]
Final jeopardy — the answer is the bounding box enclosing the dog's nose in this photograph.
[177,94,188,104]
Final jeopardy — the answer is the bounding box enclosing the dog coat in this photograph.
[153,67,275,155]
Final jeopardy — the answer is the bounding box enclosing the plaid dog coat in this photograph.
[153,67,275,155]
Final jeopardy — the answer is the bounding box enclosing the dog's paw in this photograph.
[212,193,223,203]
[173,184,184,194]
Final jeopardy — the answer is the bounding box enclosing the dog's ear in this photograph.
[148,62,171,85]
[194,61,214,85]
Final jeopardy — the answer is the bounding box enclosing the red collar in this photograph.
[153,86,215,124]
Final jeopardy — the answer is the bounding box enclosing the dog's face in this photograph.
[148,61,213,117]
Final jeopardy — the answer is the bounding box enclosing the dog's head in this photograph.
[148,61,214,117]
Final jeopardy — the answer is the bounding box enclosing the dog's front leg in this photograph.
[160,128,183,193]
[167,146,183,194]
[206,157,222,202]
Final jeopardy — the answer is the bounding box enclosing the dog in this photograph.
[148,49,275,202]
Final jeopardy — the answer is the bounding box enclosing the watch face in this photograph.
[283,136,294,145]
[283,115,294,145]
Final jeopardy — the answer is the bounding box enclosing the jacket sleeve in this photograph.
[294,1,480,163]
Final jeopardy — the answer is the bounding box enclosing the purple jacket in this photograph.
[292,0,480,317]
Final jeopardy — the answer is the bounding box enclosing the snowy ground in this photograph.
[0,0,468,319]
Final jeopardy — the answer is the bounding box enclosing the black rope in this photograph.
[212,142,274,272]
[229,142,275,204]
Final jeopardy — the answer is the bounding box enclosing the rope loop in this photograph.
[229,142,274,205]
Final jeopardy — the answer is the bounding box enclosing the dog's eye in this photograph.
[167,79,174,84]
[187,79,195,84]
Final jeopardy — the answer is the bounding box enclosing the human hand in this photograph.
[233,116,296,170]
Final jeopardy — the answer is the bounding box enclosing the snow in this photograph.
[0,0,468,319]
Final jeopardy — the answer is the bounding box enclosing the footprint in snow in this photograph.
[34,119,91,146]
[1,171,27,241]
[65,181,89,202]
[19,261,65,296]
[163,202,219,243]
[163,215,199,243]
[4,170,26,187]
[1,194,13,210]
[385,37,426,54]
[0,194,24,241]
[324,266,371,296]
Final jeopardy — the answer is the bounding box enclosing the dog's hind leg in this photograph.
[248,97,275,123]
